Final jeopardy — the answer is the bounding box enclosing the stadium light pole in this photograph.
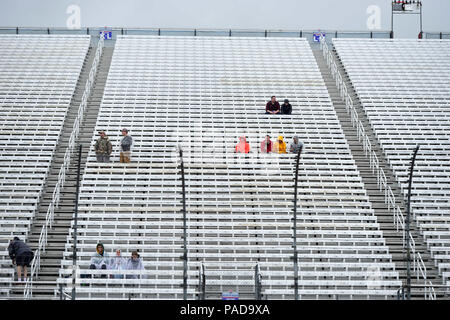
[179,146,188,300]
[292,144,303,300]
[72,144,82,300]
[406,145,420,300]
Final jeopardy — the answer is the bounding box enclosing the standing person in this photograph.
[260,135,273,153]
[273,135,287,154]
[235,136,250,154]
[8,237,34,282]
[110,249,127,279]
[265,96,281,115]
[120,128,133,163]
[126,251,146,279]
[281,99,292,115]
[289,136,304,154]
[95,130,112,163]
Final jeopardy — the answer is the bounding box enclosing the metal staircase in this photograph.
[10,40,115,299]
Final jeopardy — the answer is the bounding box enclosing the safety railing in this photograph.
[24,34,104,299]
[397,282,438,300]
[319,36,435,300]
[0,27,391,44]
[424,32,450,39]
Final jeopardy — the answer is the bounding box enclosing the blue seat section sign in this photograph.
[313,32,326,42]
[222,290,239,300]
[100,31,112,40]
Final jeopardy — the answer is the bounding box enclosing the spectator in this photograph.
[8,237,34,282]
[260,135,273,153]
[120,128,133,163]
[126,251,146,279]
[235,136,250,154]
[281,99,292,115]
[110,249,127,279]
[95,130,112,162]
[85,243,110,279]
[289,136,304,154]
[273,135,287,154]
[265,96,280,115]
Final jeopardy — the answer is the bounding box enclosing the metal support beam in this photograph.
[71,144,82,300]
[292,145,303,300]
[179,147,188,300]
[406,145,420,300]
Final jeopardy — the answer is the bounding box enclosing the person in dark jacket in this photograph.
[281,99,292,115]
[265,96,281,115]
[8,237,34,282]
[119,128,133,163]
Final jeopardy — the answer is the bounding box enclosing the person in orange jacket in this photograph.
[235,136,250,153]
[273,135,287,154]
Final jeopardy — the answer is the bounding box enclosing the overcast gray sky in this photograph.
[1,0,449,38]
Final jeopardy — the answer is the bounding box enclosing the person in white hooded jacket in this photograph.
[110,249,127,279]
[81,243,111,279]
[125,251,146,279]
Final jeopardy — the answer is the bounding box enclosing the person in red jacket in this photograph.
[260,135,273,153]
[235,136,250,153]
[265,96,280,114]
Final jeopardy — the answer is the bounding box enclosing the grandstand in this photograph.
[0,29,449,300]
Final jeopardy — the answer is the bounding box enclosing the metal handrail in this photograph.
[397,282,438,300]
[24,34,104,299]
[319,36,435,299]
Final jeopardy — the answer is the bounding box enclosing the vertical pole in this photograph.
[71,144,82,300]
[420,2,423,38]
[391,2,394,39]
[406,145,420,300]
[255,263,261,300]
[292,145,303,300]
[179,147,188,300]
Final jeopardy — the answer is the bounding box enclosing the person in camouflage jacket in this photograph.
[95,130,112,162]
